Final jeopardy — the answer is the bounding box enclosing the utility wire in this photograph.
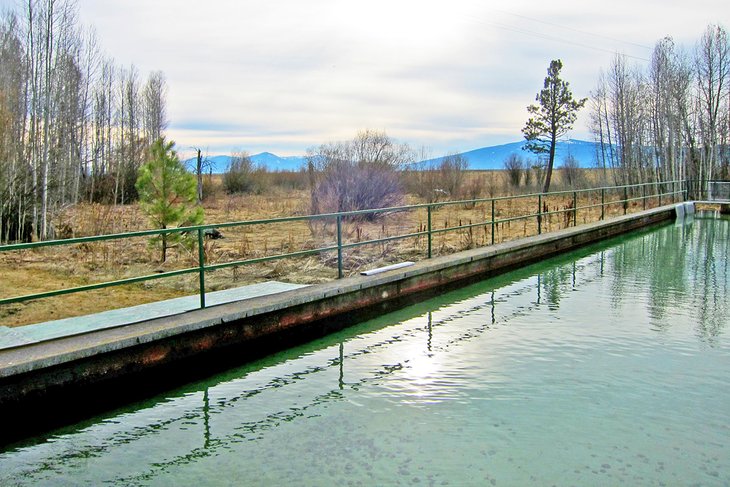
[454,8,652,62]
[468,17,651,62]
[493,9,654,51]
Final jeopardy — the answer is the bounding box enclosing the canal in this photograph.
[1,214,728,486]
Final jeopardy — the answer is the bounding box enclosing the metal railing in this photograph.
[0,180,687,314]
[686,179,730,201]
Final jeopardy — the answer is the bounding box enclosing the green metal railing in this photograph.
[686,179,730,201]
[0,180,687,313]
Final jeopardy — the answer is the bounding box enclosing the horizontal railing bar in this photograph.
[340,231,428,251]
[0,267,198,306]
[204,245,339,272]
[431,221,490,234]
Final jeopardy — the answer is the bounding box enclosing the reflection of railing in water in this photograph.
[2,250,613,480]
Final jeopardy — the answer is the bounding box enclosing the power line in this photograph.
[493,9,654,51]
[463,14,651,62]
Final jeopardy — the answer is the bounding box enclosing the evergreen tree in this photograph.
[522,60,587,192]
[136,138,203,262]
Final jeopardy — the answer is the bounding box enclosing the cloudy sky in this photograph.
[29,1,730,158]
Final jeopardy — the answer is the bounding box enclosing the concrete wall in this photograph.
[0,206,674,441]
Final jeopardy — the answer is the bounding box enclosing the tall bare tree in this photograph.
[0,0,168,242]
[695,24,730,182]
[591,24,730,189]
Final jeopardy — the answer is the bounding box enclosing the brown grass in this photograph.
[1,169,674,327]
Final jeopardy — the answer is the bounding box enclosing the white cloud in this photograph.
[67,0,729,158]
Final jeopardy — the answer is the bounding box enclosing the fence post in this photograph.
[658,182,662,206]
[600,188,605,220]
[197,228,206,309]
[623,187,628,215]
[572,191,577,226]
[336,215,343,279]
[427,205,432,259]
[537,193,542,235]
[642,184,646,210]
[491,199,495,245]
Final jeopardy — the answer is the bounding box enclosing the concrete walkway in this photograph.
[0,281,308,350]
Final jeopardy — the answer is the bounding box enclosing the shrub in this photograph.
[532,163,546,190]
[405,152,468,203]
[307,130,413,218]
[439,153,468,198]
[560,154,583,188]
[504,154,524,187]
[223,151,255,194]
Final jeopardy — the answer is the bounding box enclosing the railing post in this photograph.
[197,227,206,309]
[623,187,628,215]
[572,191,577,226]
[537,194,542,235]
[658,182,662,207]
[336,215,343,279]
[600,188,605,221]
[491,199,495,245]
[642,184,646,210]
[427,205,432,259]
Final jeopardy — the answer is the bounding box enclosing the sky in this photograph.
[6,0,730,159]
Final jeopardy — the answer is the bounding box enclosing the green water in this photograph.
[1,216,729,486]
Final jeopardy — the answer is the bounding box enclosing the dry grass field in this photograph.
[0,170,675,327]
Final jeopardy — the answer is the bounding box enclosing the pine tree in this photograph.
[136,138,203,262]
[522,60,587,192]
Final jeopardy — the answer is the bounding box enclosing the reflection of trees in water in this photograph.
[540,263,576,310]
[537,218,729,343]
[689,218,729,342]
[639,218,729,342]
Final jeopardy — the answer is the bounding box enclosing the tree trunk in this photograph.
[542,134,557,193]
[197,149,203,203]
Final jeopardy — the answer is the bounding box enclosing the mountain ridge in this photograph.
[183,139,598,173]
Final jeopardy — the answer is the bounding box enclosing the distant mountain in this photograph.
[184,139,599,173]
[422,139,599,170]
[250,153,307,172]
[182,153,306,174]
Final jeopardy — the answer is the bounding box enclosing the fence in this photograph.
[0,180,687,315]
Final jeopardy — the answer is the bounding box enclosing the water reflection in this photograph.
[1,217,728,486]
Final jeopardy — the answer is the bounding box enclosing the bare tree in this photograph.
[560,154,583,188]
[143,70,167,143]
[695,24,730,182]
[591,54,650,185]
[307,130,413,218]
[0,0,168,242]
[503,153,524,187]
[591,25,729,190]
[406,152,468,202]
[188,147,210,203]
[223,151,256,194]
[648,37,692,184]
